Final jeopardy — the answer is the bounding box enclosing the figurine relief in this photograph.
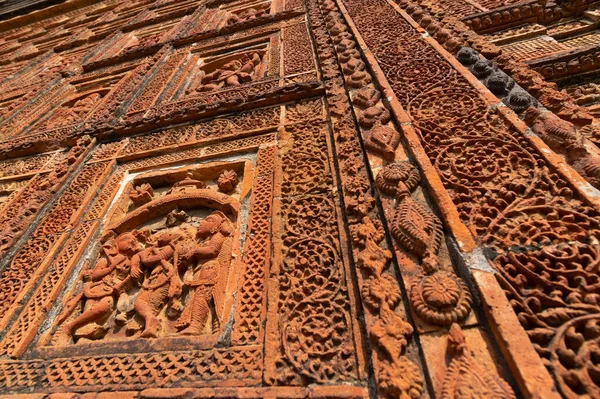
[131,230,185,338]
[176,210,234,335]
[187,51,267,93]
[57,232,143,345]
[225,3,270,26]
[43,92,104,130]
[55,170,239,345]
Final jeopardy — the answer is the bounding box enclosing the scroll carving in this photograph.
[4,0,598,397]
[494,243,600,397]
[550,314,600,399]
[269,120,359,386]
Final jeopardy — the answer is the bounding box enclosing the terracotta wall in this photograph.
[0,1,598,399]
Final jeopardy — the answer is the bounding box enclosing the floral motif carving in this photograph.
[217,169,238,193]
[270,118,359,386]
[283,23,315,75]
[308,0,425,397]
[357,217,424,399]
[411,272,472,326]
[281,122,333,195]
[375,161,420,196]
[4,0,599,397]
[494,243,600,391]
[377,161,472,326]
[341,0,600,265]
[550,314,600,399]
[363,124,401,161]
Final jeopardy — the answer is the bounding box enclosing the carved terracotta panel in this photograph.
[1,0,600,398]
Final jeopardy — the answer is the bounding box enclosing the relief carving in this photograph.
[55,168,240,345]
[0,135,92,259]
[225,1,271,26]
[217,169,239,193]
[377,161,472,326]
[524,106,584,150]
[308,0,426,396]
[363,124,401,161]
[356,216,424,399]
[175,210,234,335]
[186,49,268,94]
[494,243,600,396]
[270,119,359,386]
[41,91,107,131]
[441,323,515,399]
[56,232,144,344]
[550,314,600,399]
[129,183,154,206]
[6,0,600,396]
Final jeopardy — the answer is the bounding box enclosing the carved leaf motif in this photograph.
[391,197,441,257]
[357,237,392,277]
[537,307,591,326]
[278,238,357,383]
[370,304,413,361]
[442,324,515,399]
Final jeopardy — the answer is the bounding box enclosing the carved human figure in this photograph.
[45,93,102,130]
[57,232,143,344]
[176,210,234,335]
[226,6,267,25]
[190,52,263,93]
[132,230,185,338]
